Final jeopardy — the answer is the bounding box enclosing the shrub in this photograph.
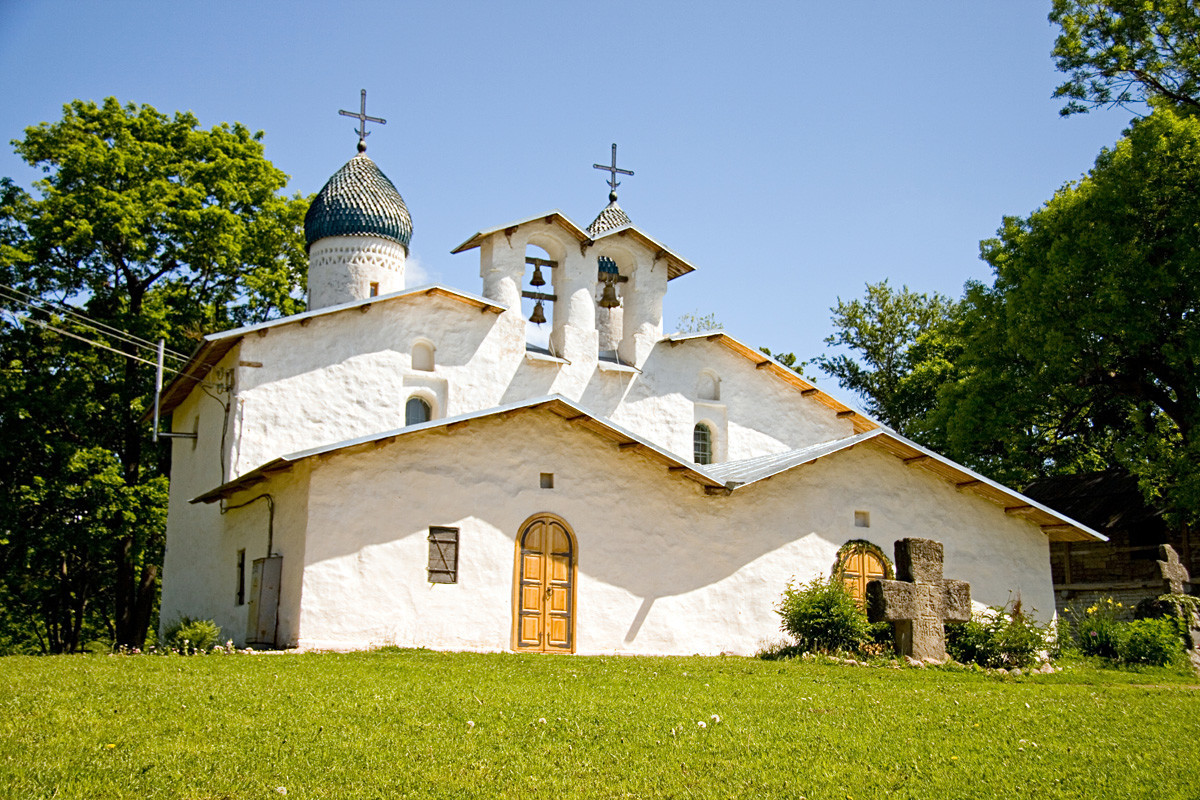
[1070,598,1127,659]
[775,576,872,654]
[946,602,1048,668]
[162,617,221,654]
[1119,618,1186,667]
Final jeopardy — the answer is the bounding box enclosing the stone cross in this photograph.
[593,143,633,200]
[867,538,971,662]
[1157,544,1190,595]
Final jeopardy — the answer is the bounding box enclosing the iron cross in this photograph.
[593,143,633,197]
[339,89,387,144]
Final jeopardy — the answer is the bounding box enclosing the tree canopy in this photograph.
[812,281,959,436]
[1050,0,1200,115]
[0,99,308,652]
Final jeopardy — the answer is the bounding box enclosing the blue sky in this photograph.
[0,1,1134,379]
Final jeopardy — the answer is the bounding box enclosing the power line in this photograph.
[19,314,175,371]
[0,283,190,362]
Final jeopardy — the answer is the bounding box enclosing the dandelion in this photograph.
[697,721,707,729]
[538,718,547,724]
[276,788,287,795]
[711,714,721,723]
[466,720,475,729]
[105,744,116,749]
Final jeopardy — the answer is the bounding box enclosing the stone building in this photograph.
[157,134,1103,654]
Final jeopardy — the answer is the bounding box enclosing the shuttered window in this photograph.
[428,527,459,583]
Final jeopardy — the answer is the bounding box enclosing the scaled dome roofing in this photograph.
[304,152,412,252]
[586,199,632,237]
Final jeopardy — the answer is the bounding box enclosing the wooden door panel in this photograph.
[514,516,575,653]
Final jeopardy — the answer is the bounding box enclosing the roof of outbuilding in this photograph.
[304,152,413,252]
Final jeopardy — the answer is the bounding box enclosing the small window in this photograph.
[406,397,432,425]
[428,527,459,583]
[855,511,870,528]
[369,282,380,297]
[694,423,713,465]
[236,549,246,606]
[412,341,435,371]
[540,473,554,489]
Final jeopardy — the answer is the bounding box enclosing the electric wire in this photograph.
[0,283,190,362]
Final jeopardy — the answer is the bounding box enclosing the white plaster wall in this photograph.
[291,409,1054,656]
[160,347,240,637]
[308,235,407,310]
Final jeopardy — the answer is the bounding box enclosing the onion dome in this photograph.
[586,195,632,237]
[304,149,413,253]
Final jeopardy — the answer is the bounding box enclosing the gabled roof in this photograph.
[665,331,877,434]
[190,393,1104,543]
[451,210,696,281]
[191,395,725,503]
[155,285,505,418]
[706,429,1106,543]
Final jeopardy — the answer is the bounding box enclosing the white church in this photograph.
[158,121,1103,655]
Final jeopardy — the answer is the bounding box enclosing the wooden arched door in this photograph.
[838,542,889,606]
[513,514,576,653]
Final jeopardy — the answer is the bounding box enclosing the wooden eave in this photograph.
[864,436,1102,543]
[451,212,696,281]
[192,395,724,504]
[155,286,504,418]
[668,333,877,434]
[451,211,591,254]
[589,225,697,281]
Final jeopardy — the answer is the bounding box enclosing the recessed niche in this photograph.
[540,473,554,489]
[854,511,870,528]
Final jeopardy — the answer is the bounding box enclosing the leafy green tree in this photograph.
[1050,0,1200,116]
[813,281,960,436]
[0,98,308,652]
[935,107,1200,518]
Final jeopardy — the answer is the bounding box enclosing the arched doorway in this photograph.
[835,540,892,606]
[513,514,576,653]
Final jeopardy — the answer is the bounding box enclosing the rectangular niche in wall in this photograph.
[854,511,870,528]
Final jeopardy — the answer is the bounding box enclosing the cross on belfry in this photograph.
[593,143,633,201]
[1157,544,1191,595]
[339,89,387,150]
[867,538,972,662]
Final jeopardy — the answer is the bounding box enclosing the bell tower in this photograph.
[304,91,412,310]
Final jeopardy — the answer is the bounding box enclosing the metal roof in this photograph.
[304,153,412,252]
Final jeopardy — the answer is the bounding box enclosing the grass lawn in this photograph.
[0,649,1197,799]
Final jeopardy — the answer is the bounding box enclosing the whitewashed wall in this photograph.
[289,409,1053,655]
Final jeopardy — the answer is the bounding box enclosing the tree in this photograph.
[935,107,1200,518]
[1050,0,1200,116]
[0,99,308,652]
[813,281,960,436]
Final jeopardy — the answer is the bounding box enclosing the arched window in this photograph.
[834,540,893,606]
[412,341,435,371]
[693,423,713,465]
[406,397,432,426]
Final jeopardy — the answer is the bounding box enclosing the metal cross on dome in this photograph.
[593,143,633,200]
[339,89,387,149]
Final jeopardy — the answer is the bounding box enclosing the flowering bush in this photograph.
[1070,598,1127,659]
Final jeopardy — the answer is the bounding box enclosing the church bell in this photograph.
[598,280,620,309]
[529,263,546,287]
[529,299,547,324]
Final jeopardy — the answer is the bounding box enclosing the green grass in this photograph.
[0,649,1197,799]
